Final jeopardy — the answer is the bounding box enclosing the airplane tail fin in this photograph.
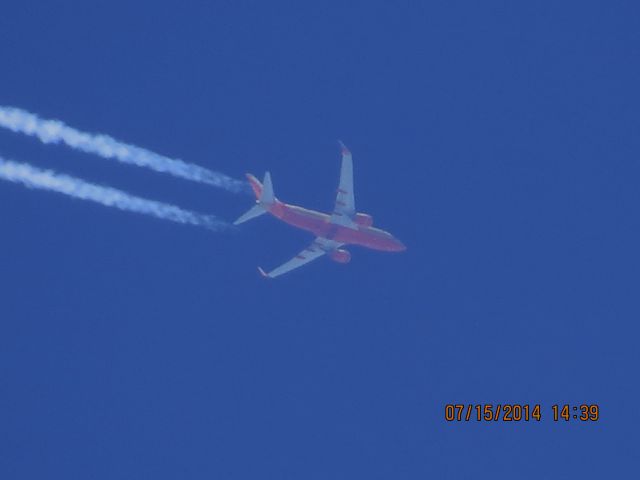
[259,172,275,204]
[245,172,275,204]
[234,172,276,225]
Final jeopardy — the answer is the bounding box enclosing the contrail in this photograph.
[0,106,248,193]
[0,156,229,231]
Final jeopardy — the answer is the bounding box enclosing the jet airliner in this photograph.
[234,142,406,278]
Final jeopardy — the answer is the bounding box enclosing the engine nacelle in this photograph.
[354,213,373,227]
[330,249,351,264]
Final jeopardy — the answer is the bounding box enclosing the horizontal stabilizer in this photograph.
[233,203,266,225]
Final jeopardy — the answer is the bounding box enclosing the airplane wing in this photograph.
[258,237,343,279]
[331,141,356,226]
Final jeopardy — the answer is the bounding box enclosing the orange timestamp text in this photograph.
[444,404,600,422]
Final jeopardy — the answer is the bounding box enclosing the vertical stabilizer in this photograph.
[260,172,274,204]
[234,171,276,225]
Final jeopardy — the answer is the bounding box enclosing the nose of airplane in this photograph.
[392,237,407,251]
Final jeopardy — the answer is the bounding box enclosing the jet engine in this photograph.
[354,213,373,227]
[330,249,351,263]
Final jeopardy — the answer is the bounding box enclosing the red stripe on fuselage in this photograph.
[267,201,405,252]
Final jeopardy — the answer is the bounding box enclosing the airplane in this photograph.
[234,141,406,278]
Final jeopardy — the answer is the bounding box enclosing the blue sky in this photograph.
[1,1,638,478]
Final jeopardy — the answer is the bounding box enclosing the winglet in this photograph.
[257,267,270,279]
[338,140,350,156]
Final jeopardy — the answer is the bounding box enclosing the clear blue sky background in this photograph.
[1,1,638,478]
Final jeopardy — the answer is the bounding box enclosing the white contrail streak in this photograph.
[0,106,248,193]
[0,156,229,231]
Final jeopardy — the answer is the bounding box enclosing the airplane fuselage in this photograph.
[266,201,406,252]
